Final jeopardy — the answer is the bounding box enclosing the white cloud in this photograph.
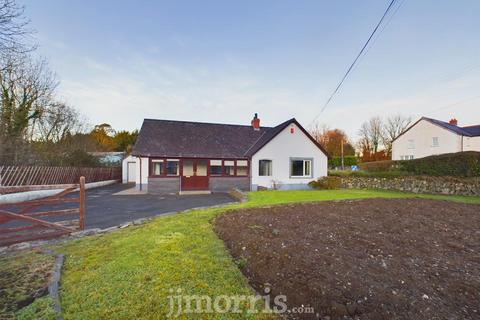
[55,54,480,143]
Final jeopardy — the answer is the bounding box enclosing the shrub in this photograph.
[358,160,398,172]
[399,151,480,177]
[328,156,358,168]
[356,152,480,177]
[309,176,342,189]
[329,170,406,179]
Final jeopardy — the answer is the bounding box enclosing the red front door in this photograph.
[181,159,209,191]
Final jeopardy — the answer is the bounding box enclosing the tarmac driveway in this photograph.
[83,183,235,229]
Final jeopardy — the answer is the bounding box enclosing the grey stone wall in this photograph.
[209,177,250,192]
[340,176,480,196]
[148,177,180,194]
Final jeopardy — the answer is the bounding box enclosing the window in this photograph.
[290,159,312,177]
[400,156,404,160]
[236,160,248,176]
[407,139,415,149]
[196,160,207,176]
[259,160,272,176]
[152,159,163,176]
[224,160,235,176]
[210,160,222,175]
[183,160,194,176]
[432,137,439,147]
[409,155,414,160]
[166,159,179,175]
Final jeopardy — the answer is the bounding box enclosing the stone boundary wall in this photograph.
[340,176,480,196]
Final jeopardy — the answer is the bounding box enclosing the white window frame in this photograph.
[224,160,235,176]
[152,159,164,176]
[290,158,313,178]
[236,160,248,176]
[166,159,179,176]
[432,137,439,147]
[407,139,415,149]
[210,159,222,176]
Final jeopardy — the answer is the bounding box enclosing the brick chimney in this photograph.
[251,113,260,130]
[449,118,458,126]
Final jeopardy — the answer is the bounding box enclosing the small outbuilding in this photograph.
[123,114,328,194]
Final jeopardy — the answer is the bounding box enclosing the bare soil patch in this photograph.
[0,249,55,317]
[215,198,480,319]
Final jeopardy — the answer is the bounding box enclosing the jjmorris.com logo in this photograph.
[167,288,314,317]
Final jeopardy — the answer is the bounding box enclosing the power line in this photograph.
[420,95,480,117]
[351,0,406,74]
[310,0,400,126]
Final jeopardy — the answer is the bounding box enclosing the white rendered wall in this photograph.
[392,120,462,160]
[122,155,137,183]
[464,136,480,151]
[130,156,149,187]
[251,123,328,190]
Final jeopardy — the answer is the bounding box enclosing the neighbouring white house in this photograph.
[122,114,328,193]
[392,117,480,160]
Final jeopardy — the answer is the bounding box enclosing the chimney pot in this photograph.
[449,118,458,126]
[251,113,260,130]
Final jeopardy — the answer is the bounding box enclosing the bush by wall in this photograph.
[399,151,480,177]
[357,152,480,177]
[328,156,358,168]
[358,160,398,172]
[329,170,406,179]
[309,176,342,190]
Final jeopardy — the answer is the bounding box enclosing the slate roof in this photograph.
[132,118,328,158]
[423,117,480,137]
[393,117,480,142]
[462,125,480,137]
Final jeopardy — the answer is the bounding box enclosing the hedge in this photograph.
[358,160,398,172]
[399,151,480,177]
[358,152,480,177]
[328,156,358,168]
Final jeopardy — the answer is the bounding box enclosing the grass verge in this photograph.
[2,189,479,319]
[0,250,56,319]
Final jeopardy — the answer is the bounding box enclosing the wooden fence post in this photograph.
[79,176,85,230]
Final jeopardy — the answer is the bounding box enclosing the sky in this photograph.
[20,0,480,139]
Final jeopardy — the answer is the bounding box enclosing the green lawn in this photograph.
[4,189,480,319]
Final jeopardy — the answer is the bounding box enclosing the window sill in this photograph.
[150,175,178,178]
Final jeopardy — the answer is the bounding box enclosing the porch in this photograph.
[145,158,250,194]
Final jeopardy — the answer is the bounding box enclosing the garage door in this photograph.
[127,162,136,182]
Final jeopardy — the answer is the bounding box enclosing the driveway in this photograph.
[82,183,235,229]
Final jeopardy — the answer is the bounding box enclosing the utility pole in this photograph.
[341,138,345,170]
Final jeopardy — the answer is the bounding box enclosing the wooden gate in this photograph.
[0,177,86,247]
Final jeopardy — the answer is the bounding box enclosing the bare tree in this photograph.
[0,53,57,163]
[309,122,330,147]
[0,0,34,55]
[34,102,86,142]
[358,116,383,155]
[382,114,412,156]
